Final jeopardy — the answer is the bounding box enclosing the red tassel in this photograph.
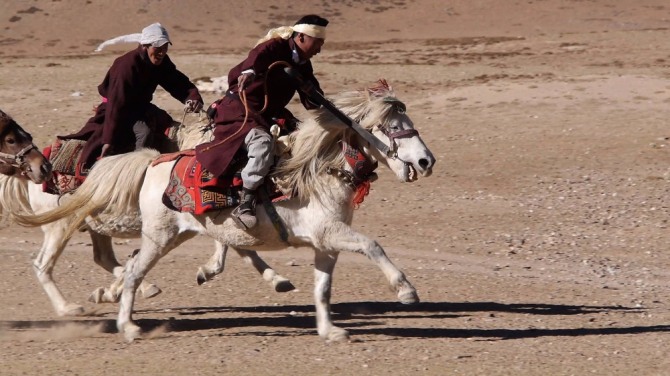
[352,180,371,209]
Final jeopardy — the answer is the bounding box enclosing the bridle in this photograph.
[0,143,40,170]
[329,97,419,189]
[375,97,419,159]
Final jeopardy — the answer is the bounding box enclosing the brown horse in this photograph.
[0,110,52,184]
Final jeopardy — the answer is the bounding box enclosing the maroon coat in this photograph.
[195,37,322,177]
[62,46,202,169]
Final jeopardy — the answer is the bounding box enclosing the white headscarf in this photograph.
[255,23,327,47]
[94,22,171,52]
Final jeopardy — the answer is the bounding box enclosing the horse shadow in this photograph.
[2,300,666,340]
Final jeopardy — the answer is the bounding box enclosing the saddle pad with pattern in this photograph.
[162,155,242,214]
[42,139,86,195]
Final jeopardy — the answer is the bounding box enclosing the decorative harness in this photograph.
[326,97,420,207]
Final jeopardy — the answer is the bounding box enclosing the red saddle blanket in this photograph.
[162,155,243,215]
[42,139,86,195]
[42,126,179,196]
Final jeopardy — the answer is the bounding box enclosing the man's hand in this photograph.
[237,72,255,92]
[99,144,111,159]
[299,79,316,95]
[185,99,203,113]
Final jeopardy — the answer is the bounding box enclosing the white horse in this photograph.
[1,115,294,317]
[14,80,436,341]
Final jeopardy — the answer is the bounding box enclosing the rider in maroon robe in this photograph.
[195,14,328,230]
[61,23,203,175]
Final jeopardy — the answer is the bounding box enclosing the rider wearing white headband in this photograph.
[292,23,327,39]
[255,22,327,46]
[196,14,329,230]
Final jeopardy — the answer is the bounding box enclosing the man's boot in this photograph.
[232,188,257,230]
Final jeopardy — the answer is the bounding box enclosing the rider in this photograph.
[62,22,204,176]
[195,14,329,230]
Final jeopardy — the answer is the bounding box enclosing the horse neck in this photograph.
[173,120,214,150]
[276,117,365,204]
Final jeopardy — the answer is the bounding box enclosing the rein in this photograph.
[325,96,419,206]
[200,60,292,153]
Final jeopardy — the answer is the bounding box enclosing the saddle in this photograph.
[162,154,242,214]
[42,139,87,195]
[161,153,289,215]
[42,124,181,196]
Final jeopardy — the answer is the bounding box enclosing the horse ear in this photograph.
[366,79,392,98]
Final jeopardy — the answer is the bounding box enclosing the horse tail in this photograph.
[11,149,159,239]
[0,174,32,222]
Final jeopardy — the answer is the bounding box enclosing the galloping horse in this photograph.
[1,113,293,317]
[13,80,436,341]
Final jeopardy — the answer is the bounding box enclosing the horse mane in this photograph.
[274,80,398,201]
[160,116,215,153]
[0,175,32,222]
[174,117,214,150]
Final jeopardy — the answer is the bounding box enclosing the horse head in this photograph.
[340,79,436,183]
[274,80,436,204]
[0,110,52,183]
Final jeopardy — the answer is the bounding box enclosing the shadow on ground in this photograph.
[1,301,658,340]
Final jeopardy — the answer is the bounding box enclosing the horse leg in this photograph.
[313,251,349,341]
[118,230,196,342]
[195,242,295,292]
[321,222,419,304]
[117,245,162,342]
[32,222,85,316]
[234,247,295,292]
[195,241,228,285]
[88,232,161,303]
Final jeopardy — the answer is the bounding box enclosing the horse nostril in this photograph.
[41,164,52,176]
[419,158,431,170]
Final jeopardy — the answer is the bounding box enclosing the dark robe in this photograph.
[195,37,322,177]
[62,46,202,169]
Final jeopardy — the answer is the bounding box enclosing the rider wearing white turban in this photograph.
[196,14,330,230]
[255,21,327,46]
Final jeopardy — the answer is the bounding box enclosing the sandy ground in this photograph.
[2,1,670,375]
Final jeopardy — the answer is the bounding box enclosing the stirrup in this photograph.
[232,205,257,230]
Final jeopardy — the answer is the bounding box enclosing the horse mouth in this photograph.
[406,162,417,182]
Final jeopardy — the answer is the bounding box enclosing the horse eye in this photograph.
[6,137,15,145]
[395,105,406,114]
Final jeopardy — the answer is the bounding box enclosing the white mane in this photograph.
[275,81,398,201]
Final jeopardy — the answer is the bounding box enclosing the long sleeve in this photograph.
[296,61,323,109]
[101,63,137,145]
[159,59,203,104]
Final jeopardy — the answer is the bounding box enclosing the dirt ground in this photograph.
[2,1,670,375]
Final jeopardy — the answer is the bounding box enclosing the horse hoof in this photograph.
[273,278,296,293]
[123,324,142,343]
[88,287,105,304]
[59,303,86,317]
[398,289,420,305]
[141,284,162,299]
[196,268,208,285]
[326,327,350,342]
